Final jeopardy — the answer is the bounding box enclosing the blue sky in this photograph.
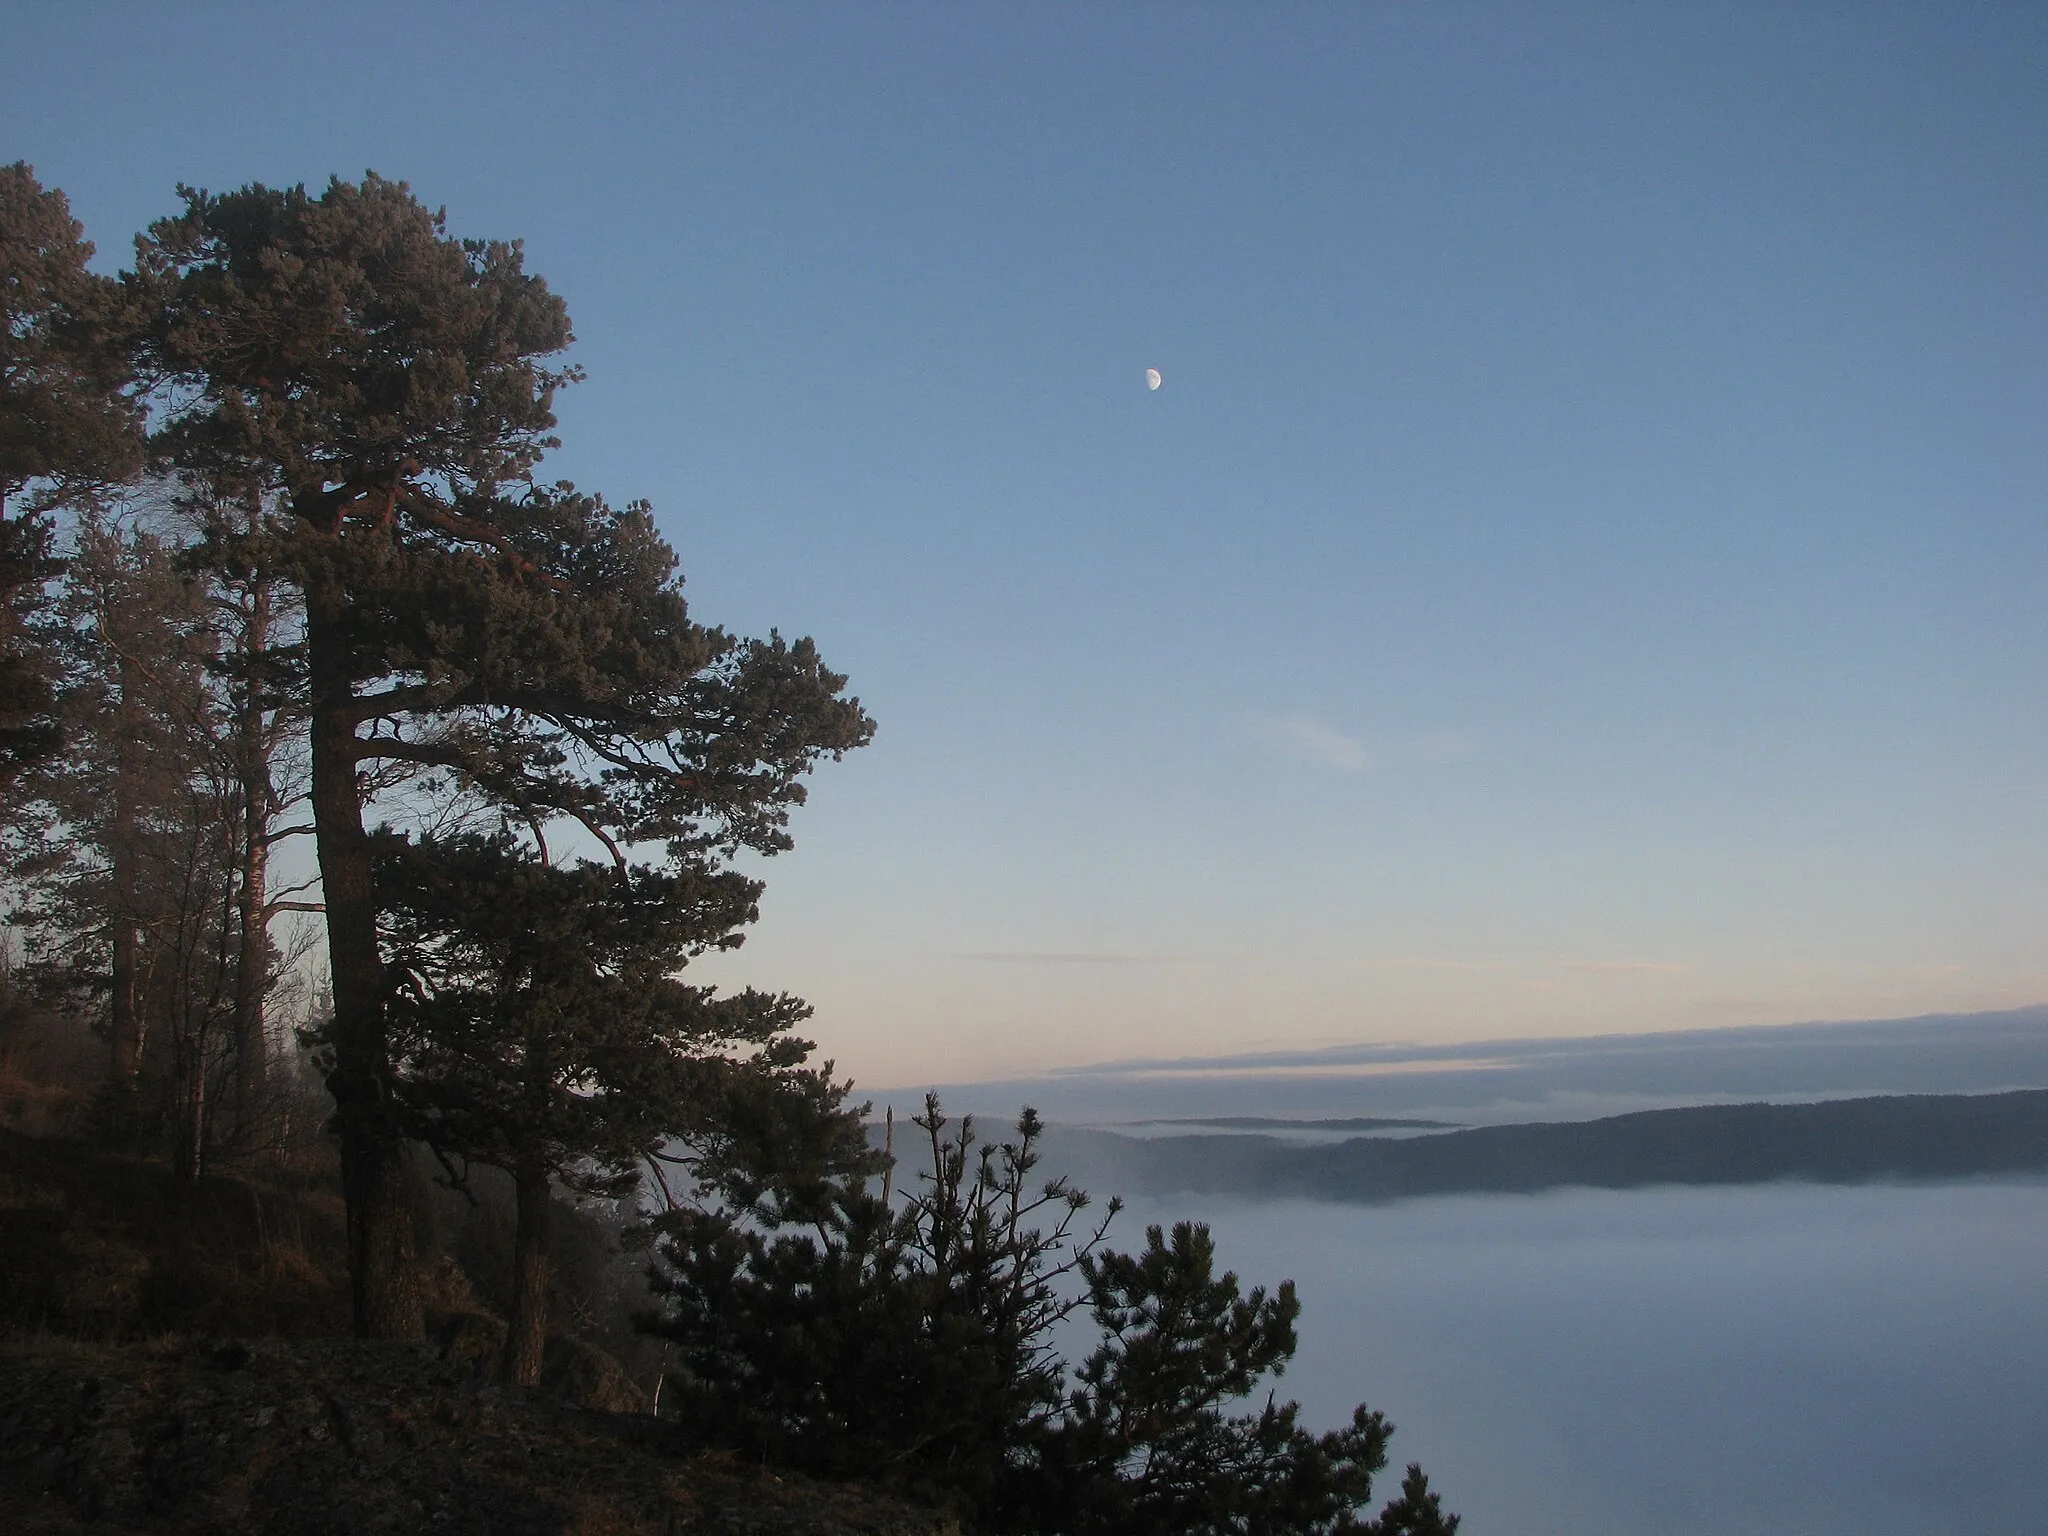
[9,4,2046,1085]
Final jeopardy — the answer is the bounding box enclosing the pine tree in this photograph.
[0,511,63,795]
[138,175,873,1336]
[165,475,314,1153]
[647,1097,1109,1504]
[213,514,305,1148]
[1040,1221,1456,1535]
[0,163,143,796]
[645,1098,1458,1534]
[10,514,227,1155]
[375,827,858,1385]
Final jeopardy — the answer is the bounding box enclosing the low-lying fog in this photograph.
[1099,1179,2048,1534]
[914,1006,2048,1130]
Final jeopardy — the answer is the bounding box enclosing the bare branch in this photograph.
[357,736,470,770]
[349,681,464,726]
[564,806,627,871]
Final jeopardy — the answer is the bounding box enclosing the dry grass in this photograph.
[0,1124,352,1339]
[0,1336,961,1535]
[0,1065,86,1141]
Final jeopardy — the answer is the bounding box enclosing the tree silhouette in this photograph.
[375,827,855,1384]
[647,1097,1457,1534]
[0,162,143,794]
[138,175,872,1334]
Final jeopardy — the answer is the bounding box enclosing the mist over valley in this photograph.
[875,1008,2048,1531]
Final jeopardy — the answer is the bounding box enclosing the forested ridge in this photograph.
[0,166,1455,1534]
[1047,1089,2048,1203]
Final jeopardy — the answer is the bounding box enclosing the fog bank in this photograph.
[1111,1180,2048,1534]
[888,1006,2048,1128]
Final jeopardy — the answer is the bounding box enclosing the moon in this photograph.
[1145,367,1162,391]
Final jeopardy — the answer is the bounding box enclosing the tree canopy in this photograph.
[375,826,854,1382]
[133,174,873,1334]
[0,162,144,791]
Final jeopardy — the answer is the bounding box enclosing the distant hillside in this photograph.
[1043,1089,2048,1203]
[1126,1116,1459,1132]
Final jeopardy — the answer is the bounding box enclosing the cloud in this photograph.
[1556,960,1692,974]
[1395,731,1475,763]
[1108,1057,1518,1080]
[1266,714,1373,771]
[1380,956,1510,973]
[948,950,1209,966]
[1251,717,1474,772]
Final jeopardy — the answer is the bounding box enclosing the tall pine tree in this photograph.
[376,827,859,1385]
[9,513,228,1156]
[138,175,872,1335]
[0,163,143,796]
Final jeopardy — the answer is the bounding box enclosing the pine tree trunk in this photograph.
[230,578,273,1145]
[231,826,267,1136]
[306,568,422,1340]
[172,1022,205,1181]
[107,889,139,1077]
[503,1159,552,1388]
[107,652,142,1084]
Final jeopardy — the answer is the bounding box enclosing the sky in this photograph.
[8,4,2046,1088]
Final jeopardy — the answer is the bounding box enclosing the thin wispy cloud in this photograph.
[1263,714,1372,771]
[1114,1057,1517,1081]
[1380,956,1509,973]
[1251,717,1475,773]
[948,950,1213,966]
[1010,1005,2048,1085]
[1556,960,1692,974]
[1391,731,1475,764]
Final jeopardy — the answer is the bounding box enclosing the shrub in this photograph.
[643,1095,1456,1534]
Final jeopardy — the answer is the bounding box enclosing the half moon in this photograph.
[1145,368,1162,391]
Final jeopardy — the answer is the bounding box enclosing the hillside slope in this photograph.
[0,1127,952,1534]
[1047,1088,2048,1202]
[0,1337,953,1535]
